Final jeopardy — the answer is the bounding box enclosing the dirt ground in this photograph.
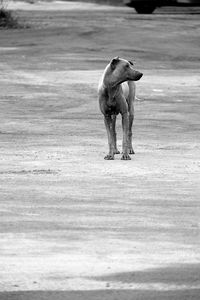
[0,1,200,299]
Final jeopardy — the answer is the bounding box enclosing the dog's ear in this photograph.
[129,60,134,66]
[110,56,120,70]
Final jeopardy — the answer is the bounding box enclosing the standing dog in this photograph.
[98,57,143,160]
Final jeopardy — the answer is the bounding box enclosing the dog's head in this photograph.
[109,57,143,85]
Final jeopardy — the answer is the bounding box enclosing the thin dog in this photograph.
[98,57,143,160]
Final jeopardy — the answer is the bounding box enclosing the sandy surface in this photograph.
[0,1,200,299]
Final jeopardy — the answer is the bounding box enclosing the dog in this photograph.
[98,57,143,160]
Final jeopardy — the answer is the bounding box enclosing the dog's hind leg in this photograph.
[104,115,115,160]
[127,81,135,154]
[112,115,120,154]
[128,109,135,154]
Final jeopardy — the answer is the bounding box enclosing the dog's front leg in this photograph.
[104,115,115,160]
[121,112,131,160]
[111,115,120,154]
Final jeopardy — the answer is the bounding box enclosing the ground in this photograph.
[0,1,200,300]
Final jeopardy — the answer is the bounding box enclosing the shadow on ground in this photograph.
[1,289,200,300]
[91,263,200,284]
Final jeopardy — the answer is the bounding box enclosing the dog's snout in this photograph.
[135,71,143,81]
[138,72,143,79]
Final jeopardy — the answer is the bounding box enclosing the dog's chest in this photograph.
[99,86,125,115]
[105,97,120,115]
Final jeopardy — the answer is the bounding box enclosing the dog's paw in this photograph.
[129,149,135,155]
[121,153,131,160]
[104,154,114,160]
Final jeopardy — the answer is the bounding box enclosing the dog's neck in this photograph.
[104,83,121,107]
[102,65,123,106]
[103,65,123,88]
